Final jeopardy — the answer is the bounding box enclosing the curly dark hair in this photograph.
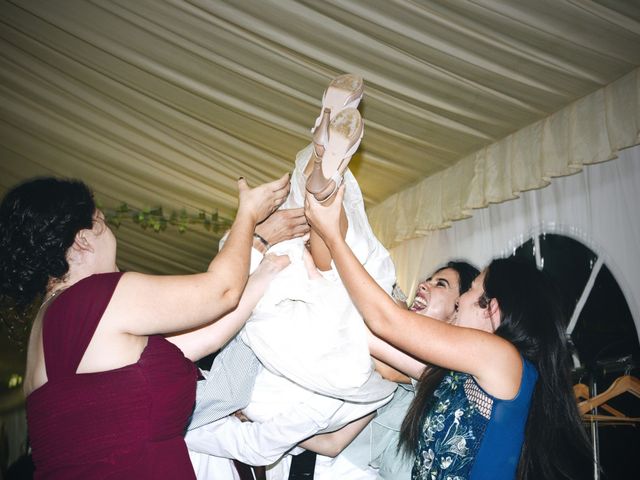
[0,177,95,314]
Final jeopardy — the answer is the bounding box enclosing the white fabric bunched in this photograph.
[242,144,397,403]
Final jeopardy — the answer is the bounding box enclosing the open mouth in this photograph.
[409,294,429,312]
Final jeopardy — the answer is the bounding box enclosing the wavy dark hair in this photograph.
[401,257,592,479]
[400,260,479,456]
[0,178,95,330]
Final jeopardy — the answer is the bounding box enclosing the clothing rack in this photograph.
[573,355,639,480]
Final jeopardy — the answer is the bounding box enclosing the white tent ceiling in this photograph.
[1,0,640,275]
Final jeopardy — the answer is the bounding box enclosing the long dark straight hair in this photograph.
[400,257,592,479]
[399,260,479,456]
[487,258,592,479]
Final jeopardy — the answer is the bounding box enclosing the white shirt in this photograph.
[185,393,343,467]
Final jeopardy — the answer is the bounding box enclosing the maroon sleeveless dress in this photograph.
[26,273,198,479]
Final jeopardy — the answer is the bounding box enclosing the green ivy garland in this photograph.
[1,203,234,348]
[99,202,233,234]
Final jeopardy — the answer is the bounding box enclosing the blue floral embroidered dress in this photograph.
[412,358,537,480]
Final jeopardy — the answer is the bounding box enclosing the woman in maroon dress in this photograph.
[0,175,290,479]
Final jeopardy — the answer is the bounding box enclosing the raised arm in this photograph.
[166,208,308,360]
[368,328,424,382]
[166,254,290,361]
[304,188,518,394]
[107,174,291,336]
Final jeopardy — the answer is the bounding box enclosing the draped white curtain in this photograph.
[370,68,640,247]
[389,144,640,340]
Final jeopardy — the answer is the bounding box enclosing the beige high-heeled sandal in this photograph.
[306,107,363,202]
[304,74,364,179]
[312,73,364,132]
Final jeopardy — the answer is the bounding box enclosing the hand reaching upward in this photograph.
[237,173,291,225]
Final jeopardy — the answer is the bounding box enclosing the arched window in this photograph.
[511,234,638,366]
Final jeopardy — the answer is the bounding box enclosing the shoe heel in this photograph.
[313,108,331,159]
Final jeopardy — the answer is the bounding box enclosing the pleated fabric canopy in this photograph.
[1,0,640,274]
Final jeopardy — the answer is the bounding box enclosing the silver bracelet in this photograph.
[253,233,270,251]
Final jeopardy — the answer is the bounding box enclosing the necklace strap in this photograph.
[40,287,67,309]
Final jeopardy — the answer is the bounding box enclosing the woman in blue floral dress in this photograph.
[305,189,592,480]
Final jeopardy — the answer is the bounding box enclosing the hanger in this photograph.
[573,382,589,401]
[578,375,640,416]
[580,413,640,425]
[573,383,626,418]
